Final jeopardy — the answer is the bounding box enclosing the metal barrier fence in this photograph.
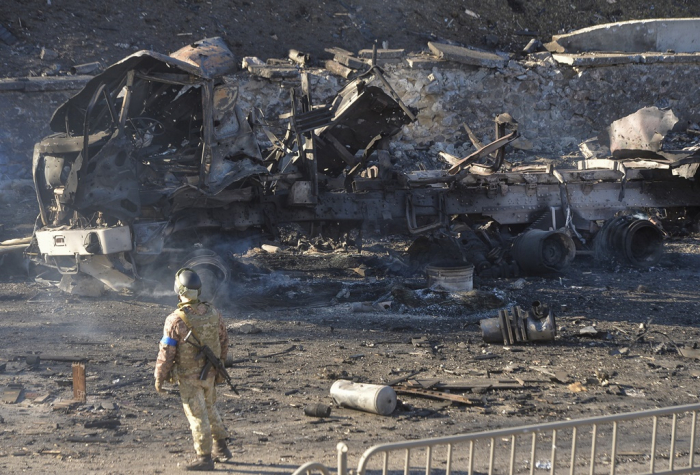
[293,403,700,475]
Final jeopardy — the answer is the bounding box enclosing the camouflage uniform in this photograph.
[155,301,229,456]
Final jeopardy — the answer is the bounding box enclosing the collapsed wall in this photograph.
[3,49,700,183]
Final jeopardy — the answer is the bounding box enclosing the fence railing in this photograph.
[293,403,700,475]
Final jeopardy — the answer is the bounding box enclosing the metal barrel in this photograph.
[425,264,474,291]
[512,229,576,274]
[595,215,664,267]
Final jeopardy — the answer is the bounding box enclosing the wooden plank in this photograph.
[247,65,299,79]
[394,386,474,405]
[358,48,405,59]
[334,53,367,70]
[406,54,445,69]
[407,379,527,390]
[428,42,507,68]
[324,60,354,79]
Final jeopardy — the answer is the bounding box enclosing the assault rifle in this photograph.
[183,330,239,395]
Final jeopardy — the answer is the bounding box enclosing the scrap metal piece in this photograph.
[183,249,230,302]
[607,107,678,159]
[304,404,332,418]
[2,384,23,404]
[288,49,310,67]
[425,264,474,292]
[480,303,556,345]
[594,215,664,267]
[511,229,576,274]
[447,131,518,176]
[427,42,507,69]
[393,386,473,405]
[71,62,103,75]
[314,79,413,177]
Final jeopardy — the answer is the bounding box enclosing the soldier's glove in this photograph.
[155,379,164,393]
[215,372,225,385]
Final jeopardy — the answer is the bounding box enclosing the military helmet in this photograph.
[174,267,202,297]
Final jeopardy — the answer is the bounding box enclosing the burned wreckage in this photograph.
[25,38,700,294]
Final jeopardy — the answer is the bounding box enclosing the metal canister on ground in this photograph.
[304,403,332,417]
[330,380,397,416]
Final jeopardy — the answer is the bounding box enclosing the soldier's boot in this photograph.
[185,454,215,471]
[212,439,233,462]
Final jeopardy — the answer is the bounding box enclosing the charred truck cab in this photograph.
[26,37,700,294]
[29,38,265,291]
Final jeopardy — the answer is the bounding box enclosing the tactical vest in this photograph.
[174,302,221,382]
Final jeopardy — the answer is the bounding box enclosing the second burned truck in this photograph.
[24,38,700,294]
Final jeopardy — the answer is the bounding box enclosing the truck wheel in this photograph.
[183,249,229,302]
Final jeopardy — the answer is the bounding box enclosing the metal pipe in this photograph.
[446,443,453,475]
[468,441,474,475]
[570,427,577,475]
[530,432,537,475]
[670,414,678,471]
[690,412,697,469]
[651,416,658,472]
[589,424,597,475]
[551,429,557,475]
[425,446,432,475]
[509,435,516,475]
[489,437,495,475]
[337,443,348,475]
[611,421,618,475]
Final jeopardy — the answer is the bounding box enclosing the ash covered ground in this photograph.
[2,229,700,473]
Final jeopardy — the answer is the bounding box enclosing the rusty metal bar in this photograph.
[72,362,86,402]
[448,131,518,176]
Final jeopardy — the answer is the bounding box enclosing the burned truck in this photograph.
[25,37,700,295]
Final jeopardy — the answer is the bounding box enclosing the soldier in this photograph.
[154,268,233,471]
